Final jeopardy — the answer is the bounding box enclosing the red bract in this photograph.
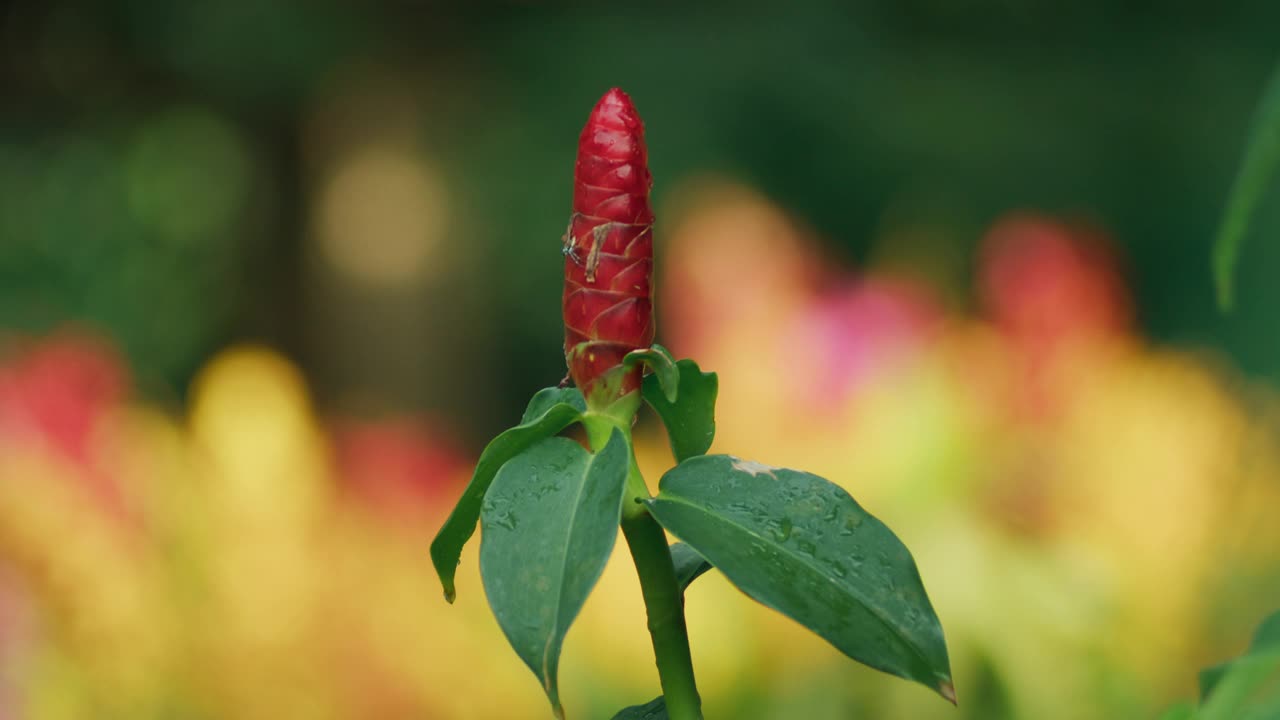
[562,88,655,407]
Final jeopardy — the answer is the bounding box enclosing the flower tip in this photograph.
[600,86,633,106]
[589,87,641,126]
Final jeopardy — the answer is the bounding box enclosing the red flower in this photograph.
[562,88,655,407]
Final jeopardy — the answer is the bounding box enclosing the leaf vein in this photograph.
[651,490,936,679]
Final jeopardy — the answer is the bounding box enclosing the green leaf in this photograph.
[1250,610,1280,652]
[479,431,630,718]
[1158,702,1197,720]
[626,344,679,403]
[646,455,953,700]
[521,386,587,425]
[670,542,713,593]
[1200,661,1231,702]
[1201,610,1280,702]
[1213,61,1280,311]
[1241,696,1280,720]
[642,359,718,463]
[611,696,667,719]
[430,389,585,602]
[1199,651,1280,720]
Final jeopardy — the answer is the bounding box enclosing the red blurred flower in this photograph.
[0,331,130,515]
[331,417,470,524]
[979,213,1130,349]
[977,213,1132,419]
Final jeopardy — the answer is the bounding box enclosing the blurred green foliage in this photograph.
[1213,62,1280,310]
[2,0,1279,437]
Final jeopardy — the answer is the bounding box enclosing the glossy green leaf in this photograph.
[479,431,630,718]
[430,388,585,602]
[521,386,587,424]
[642,359,718,463]
[611,696,667,719]
[670,542,712,593]
[646,455,953,700]
[1213,61,1280,311]
[626,344,679,403]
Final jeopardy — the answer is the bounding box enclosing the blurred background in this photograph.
[2,1,1280,718]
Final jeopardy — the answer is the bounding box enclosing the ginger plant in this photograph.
[431,88,953,720]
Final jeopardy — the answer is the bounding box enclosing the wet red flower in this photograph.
[562,88,655,407]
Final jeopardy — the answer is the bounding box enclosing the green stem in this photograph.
[582,409,703,720]
[621,511,703,719]
[581,410,650,517]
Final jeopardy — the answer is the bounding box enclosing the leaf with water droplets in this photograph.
[645,455,953,700]
[611,696,667,719]
[431,387,586,602]
[479,431,630,718]
[643,358,717,463]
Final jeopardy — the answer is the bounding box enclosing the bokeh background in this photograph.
[2,1,1280,718]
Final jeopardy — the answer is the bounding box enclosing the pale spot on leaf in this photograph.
[730,457,778,478]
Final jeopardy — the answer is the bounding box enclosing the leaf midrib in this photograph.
[431,403,580,594]
[650,488,938,682]
[541,438,614,698]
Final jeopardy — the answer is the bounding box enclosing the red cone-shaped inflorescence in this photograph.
[563,88,655,407]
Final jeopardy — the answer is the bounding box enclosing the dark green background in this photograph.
[2,0,1277,442]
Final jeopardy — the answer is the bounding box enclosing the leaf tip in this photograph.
[662,384,678,404]
[938,680,957,706]
[435,560,457,603]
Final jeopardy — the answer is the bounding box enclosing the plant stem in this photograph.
[581,410,652,515]
[582,410,703,720]
[621,511,703,719]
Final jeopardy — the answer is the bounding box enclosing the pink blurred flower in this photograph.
[784,276,944,413]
